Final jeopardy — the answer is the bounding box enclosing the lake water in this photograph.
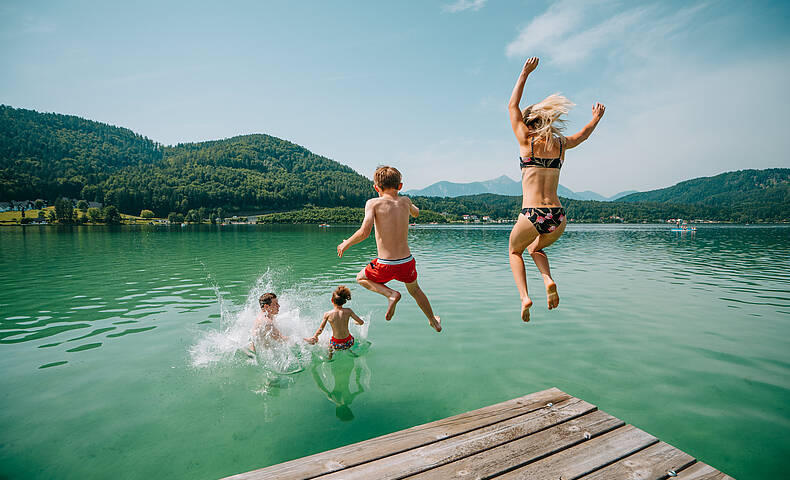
[1,224,788,479]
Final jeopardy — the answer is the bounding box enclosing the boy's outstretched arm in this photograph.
[408,198,419,218]
[304,315,328,344]
[349,309,364,325]
[337,199,375,257]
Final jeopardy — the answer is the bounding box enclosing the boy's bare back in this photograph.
[367,195,415,259]
[324,308,355,339]
[335,165,440,332]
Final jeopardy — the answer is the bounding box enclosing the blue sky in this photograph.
[1,0,789,195]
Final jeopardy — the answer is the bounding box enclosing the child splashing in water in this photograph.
[305,286,364,360]
[248,292,286,354]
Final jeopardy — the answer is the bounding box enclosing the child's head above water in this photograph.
[332,285,351,307]
[259,292,279,314]
[373,165,402,192]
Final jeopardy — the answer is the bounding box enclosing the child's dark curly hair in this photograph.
[332,285,351,306]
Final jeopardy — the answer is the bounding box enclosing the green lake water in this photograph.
[1,224,788,479]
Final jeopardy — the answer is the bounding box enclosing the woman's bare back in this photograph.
[520,136,564,207]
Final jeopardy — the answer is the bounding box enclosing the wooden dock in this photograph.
[225,387,733,479]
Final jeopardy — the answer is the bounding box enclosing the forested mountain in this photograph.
[619,169,789,204]
[0,105,373,214]
[0,105,164,200]
[1,105,787,223]
[411,192,789,223]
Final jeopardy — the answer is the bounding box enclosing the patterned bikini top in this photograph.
[519,136,563,169]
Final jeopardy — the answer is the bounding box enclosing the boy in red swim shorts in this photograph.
[337,166,441,332]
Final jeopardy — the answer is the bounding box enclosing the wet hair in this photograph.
[522,93,575,147]
[332,285,351,306]
[373,166,402,190]
[259,292,277,309]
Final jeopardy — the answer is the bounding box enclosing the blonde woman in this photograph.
[508,57,605,322]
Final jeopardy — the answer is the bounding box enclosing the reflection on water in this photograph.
[311,355,372,421]
[0,224,788,480]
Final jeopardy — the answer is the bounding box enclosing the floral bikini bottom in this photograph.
[520,207,566,234]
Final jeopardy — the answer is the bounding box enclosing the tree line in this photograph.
[1,106,374,217]
[2,105,787,224]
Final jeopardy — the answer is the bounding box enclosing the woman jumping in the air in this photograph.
[507,56,605,322]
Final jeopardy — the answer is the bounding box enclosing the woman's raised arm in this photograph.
[564,102,605,149]
[508,57,539,139]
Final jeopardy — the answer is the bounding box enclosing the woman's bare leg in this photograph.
[527,220,566,310]
[509,216,539,321]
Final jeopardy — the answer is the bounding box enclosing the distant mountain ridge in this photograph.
[405,175,636,201]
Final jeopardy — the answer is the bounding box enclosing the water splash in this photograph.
[189,269,370,374]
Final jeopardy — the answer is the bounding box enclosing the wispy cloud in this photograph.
[443,0,487,14]
[501,0,790,195]
[0,11,57,37]
[505,1,710,65]
[22,17,56,34]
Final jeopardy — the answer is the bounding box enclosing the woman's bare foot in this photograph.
[546,282,559,310]
[521,297,533,322]
[385,291,401,320]
[428,316,442,332]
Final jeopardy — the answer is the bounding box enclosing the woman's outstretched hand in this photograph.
[522,57,539,75]
[592,102,606,120]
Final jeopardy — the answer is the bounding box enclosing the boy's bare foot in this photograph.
[428,315,442,332]
[385,291,401,321]
[521,297,533,322]
[546,283,559,310]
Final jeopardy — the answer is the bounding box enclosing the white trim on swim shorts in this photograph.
[375,255,414,265]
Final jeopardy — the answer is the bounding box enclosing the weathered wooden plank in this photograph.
[674,462,735,480]
[224,387,571,480]
[579,441,695,480]
[318,397,597,480]
[495,424,658,480]
[410,410,623,480]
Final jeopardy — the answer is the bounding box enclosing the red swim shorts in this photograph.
[363,255,418,284]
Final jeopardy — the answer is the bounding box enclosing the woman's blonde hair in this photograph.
[522,94,575,146]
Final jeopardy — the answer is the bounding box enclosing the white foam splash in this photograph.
[189,270,370,373]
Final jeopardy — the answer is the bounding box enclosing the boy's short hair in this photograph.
[374,166,402,190]
[259,292,277,308]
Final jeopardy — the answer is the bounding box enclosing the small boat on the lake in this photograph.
[318,223,330,228]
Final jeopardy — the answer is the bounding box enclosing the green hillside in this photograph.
[410,190,788,223]
[619,169,789,203]
[0,105,163,200]
[1,105,787,223]
[0,105,374,215]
